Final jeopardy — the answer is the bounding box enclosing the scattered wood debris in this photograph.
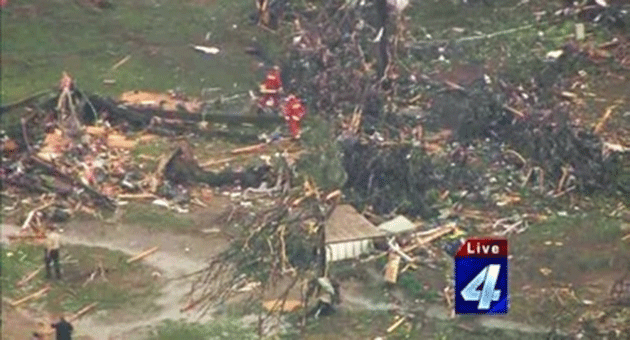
[16,266,44,287]
[127,246,159,264]
[10,286,51,307]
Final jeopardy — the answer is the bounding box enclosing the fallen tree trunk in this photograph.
[88,95,283,127]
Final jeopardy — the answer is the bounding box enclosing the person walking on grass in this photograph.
[44,224,62,280]
[51,315,73,340]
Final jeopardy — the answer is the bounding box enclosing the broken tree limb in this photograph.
[127,246,159,264]
[0,89,54,115]
[16,266,44,287]
[10,286,51,307]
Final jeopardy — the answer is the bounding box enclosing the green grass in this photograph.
[122,202,196,231]
[404,0,616,85]
[147,319,258,340]
[1,0,283,104]
[398,272,441,303]
[2,243,158,314]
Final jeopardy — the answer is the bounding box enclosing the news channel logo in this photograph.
[454,238,509,314]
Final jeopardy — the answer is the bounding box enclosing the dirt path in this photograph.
[1,219,229,340]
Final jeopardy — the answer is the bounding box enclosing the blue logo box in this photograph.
[454,238,509,315]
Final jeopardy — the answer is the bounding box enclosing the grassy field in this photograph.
[1,0,281,104]
[122,202,196,232]
[2,243,159,315]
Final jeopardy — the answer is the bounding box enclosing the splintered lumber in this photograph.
[10,286,51,307]
[107,133,136,149]
[29,155,116,210]
[68,302,98,322]
[594,105,618,134]
[403,224,457,253]
[127,246,159,264]
[21,201,55,230]
[384,252,401,284]
[230,142,267,155]
[387,316,406,333]
[16,266,44,287]
[8,234,46,240]
[502,104,525,118]
[111,55,131,71]
[325,190,342,201]
[262,299,303,312]
[44,303,98,335]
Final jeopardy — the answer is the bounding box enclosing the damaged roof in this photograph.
[377,215,417,234]
[325,204,386,244]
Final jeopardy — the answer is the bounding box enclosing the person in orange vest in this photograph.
[283,94,306,139]
[258,66,283,109]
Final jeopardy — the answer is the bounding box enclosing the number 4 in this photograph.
[461,264,502,310]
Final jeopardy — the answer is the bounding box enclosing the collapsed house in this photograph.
[324,204,386,262]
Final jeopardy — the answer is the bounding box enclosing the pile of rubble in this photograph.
[1,73,302,233]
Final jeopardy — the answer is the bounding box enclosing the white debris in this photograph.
[546,50,564,60]
[191,45,220,55]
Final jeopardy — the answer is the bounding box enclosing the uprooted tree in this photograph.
[183,194,337,336]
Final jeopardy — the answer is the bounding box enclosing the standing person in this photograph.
[258,66,283,109]
[44,225,62,280]
[282,94,306,139]
[51,315,73,340]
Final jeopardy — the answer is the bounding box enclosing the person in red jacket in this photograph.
[258,66,283,109]
[283,94,306,139]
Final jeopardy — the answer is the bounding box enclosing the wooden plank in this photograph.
[384,253,401,284]
[68,302,98,322]
[230,142,267,155]
[262,299,303,312]
[16,266,44,287]
[10,286,50,307]
[594,105,618,134]
[387,316,406,333]
[44,303,98,335]
[126,246,159,264]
